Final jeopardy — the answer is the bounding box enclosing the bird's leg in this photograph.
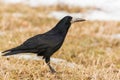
[45,57,56,73]
[47,62,56,73]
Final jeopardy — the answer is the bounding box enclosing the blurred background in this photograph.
[0,0,120,80]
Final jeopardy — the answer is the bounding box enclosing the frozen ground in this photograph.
[14,54,78,68]
[0,52,77,68]
[1,0,120,21]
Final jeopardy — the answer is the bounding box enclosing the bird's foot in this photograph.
[47,62,56,74]
[50,68,56,74]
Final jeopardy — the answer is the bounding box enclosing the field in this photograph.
[0,3,120,80]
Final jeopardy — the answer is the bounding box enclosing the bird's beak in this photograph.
[71,18,86,23]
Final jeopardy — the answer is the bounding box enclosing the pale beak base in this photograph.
[71,18,86,23]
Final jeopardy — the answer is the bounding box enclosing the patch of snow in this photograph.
[2,0,58,7]
[85,10,120,21]
[111,34,120,39]
[1,0,120,21]
[96,34,120,40]
[27,0,58,7]
[12,12,23,18]
[0,54,77,68]
[49,10,120,21]
[49,11,83,20]
[58,0,120,13]
[2,0,120,11]
[2,0,24,4]
[0,32,6,36]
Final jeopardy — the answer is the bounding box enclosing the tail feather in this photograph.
[2,50,23,56]
[2,49,35,56]
[2,45,25,56]
[2,45,36,56]
[2,49,12,53]
[2,45,26,53]
[2,48,17,56]
[2,51,13,56]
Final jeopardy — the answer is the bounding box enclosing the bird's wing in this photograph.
[2,33,63,54]
[22,33,63,50]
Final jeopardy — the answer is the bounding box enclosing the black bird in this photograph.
[2,16,85,73]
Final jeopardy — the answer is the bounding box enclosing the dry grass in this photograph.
[0,57,119,80]
[0,3,120,80]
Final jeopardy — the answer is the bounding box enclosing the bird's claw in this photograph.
[50,68,56,74]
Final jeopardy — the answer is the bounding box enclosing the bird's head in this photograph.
[55,16,85,28]
[51,16,85,35]
[63,16,85,24]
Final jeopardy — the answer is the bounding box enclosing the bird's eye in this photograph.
[68,17,71,20]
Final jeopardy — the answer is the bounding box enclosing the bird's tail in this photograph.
[2,51,16,56]
[2,46,23,56]
[2,49,12,53]
[2,50,25,56]
[2,49,21,56]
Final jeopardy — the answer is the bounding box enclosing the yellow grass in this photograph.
[0,3,120,80]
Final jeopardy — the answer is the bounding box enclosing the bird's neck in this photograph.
[50,24,71,36]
